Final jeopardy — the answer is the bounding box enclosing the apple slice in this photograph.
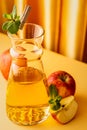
[48,85,78,124]
[56,96,78,124]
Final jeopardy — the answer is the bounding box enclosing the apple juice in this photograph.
[6,67,49,125]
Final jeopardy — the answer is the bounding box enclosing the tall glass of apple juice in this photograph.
[6,23,49,125]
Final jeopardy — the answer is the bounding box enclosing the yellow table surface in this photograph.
[0,33,87,130]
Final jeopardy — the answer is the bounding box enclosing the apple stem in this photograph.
[58,75,67,82]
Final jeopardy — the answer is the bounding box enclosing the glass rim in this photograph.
[7,23,45,40]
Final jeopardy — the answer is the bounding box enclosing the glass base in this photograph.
[6,104,50,126]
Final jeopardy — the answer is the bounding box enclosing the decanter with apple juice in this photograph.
[6,23,49,125]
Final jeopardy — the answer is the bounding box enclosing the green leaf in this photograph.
[16,16,20,20]
[50,102,61,111]
[48,85,62,111]
[3,14,12,19]
[49,84,58,98]
[56,95,62,103]
[49,98,54,104]
[2,21,14,31]
[2,21,9,30]
[2,20,20,34]
[49,96,62,111]
[7,20,20,34]
[2,5,21,34]
[2,5,31,34]
[11,5,17,19]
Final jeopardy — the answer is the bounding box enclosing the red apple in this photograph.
[0,48,27,80]
[47,70,76,98]
[0,49,12,80]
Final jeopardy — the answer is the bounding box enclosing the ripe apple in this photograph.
[51,96,78,124]
[0,49,12,80]
[0,48,27,80]
[47,70,76,98]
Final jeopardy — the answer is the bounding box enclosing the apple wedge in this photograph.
[48,85,78,124]
[56,96,78,124]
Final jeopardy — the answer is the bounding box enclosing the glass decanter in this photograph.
[6,23,49,125]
